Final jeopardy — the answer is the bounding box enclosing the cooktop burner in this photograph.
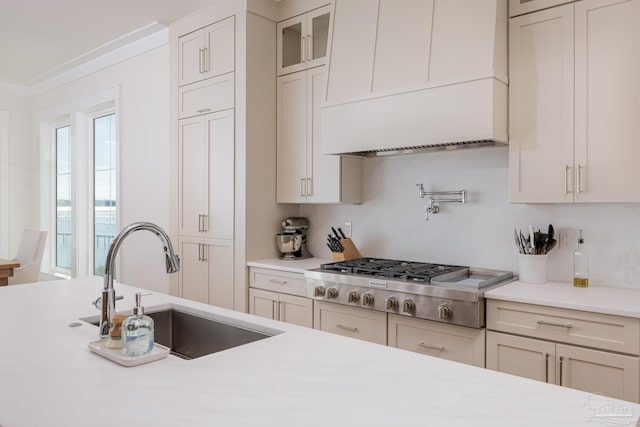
[320,257,468,282]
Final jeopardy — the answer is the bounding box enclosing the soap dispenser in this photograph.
[573,229,589,288]
[122,293,154,356]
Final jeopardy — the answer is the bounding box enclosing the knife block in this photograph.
[331,238,362,262]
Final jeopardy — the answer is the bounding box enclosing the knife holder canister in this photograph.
[331,238,362,262]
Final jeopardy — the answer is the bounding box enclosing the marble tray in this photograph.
[87,339,170,367]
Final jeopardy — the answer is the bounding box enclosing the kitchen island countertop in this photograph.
[2,278,639,427]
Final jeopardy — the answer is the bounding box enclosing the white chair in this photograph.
[8,229,47,285]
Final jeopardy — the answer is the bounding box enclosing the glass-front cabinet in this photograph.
[277,5,330,76]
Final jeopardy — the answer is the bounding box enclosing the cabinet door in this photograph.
[249,288,278,320]
[557,343,640,403]
[313,301,387,345]
[486,331,556,384]
[178,116,207,237]
[206,110,234,240]
[277,72,308,203]
[178,237,208,304]
[325,0,379,103]
[178,29,205,87]
[389,315,485,368]
[508,4,574,203]
[203,17,235,79]
[307,5,331,69]
[306,67,340,203]
[279,293,313,328]
[509,0,574,17]
[277,14,307,76]
[574,0,640,202]
[206,238,234,310]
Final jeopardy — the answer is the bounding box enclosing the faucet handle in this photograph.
[93,294,123,310]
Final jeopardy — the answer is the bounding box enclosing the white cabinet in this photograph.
[178,236,234,309]
[388,315,485,368]
[277,5,330,76]
[486,300,640,403]
[178,73,234,119]
[248,267,313,328]
[178,16,234,87]
[509,0,640,203]
[249,288,313,328]
[313,301,387,345]
[276,67,362,204]
[178,110,234,239]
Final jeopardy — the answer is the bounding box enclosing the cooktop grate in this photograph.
[320,258,467,281]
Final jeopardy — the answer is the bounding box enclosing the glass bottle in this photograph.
[573,229,589,288]
[122,293,154,356]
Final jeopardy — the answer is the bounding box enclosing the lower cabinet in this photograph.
[178,236,234,309]
[487,331,640,403]
[388,314,485,368]
[486,298,640,403]
[249,288,313,328]
[313,301,387,345]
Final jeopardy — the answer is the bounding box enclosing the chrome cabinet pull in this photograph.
[559,356,564,386]
[279,301,285,322]
[273,301,278,321]
[537,320,573,329]
[300,178,306,197]
[306,177,312,196]
[336,324,358,332]
[544,353,550,383]
[576,164,583,195]
[202,214,208,232]
[203,47,209,73]
[201,243,207,262]
[418,342,445,351]
[307,34,312,61]
[197,243,203,261]
[269,279,287,284]
[198,214,203,232]
[196,108,212,113]
[199,48,204,74]
[564,165,570,195]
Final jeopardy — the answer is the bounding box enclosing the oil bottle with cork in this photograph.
[573,229,589,288]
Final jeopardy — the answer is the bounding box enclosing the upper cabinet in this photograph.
[178,16,235,87]
[508,0,574,17]
[277,5,331,76]
[509,0,640,203]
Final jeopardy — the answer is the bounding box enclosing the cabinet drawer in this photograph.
[249,267,307,297]
[388,315,485,367]
[178,73,234,119]
[487,300,640,355]
[314,301,387,345]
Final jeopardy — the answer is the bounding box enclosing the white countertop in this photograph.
[2,278,640,426]
[247,257,331,274]
[486,280,640,318]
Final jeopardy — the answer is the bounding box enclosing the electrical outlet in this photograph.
[343,221,352,238]
[558,228,576,251]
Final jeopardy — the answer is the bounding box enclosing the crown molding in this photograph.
[0,22,169,98]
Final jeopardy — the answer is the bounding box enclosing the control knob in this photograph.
[313,286,325,297]
[402,298,416,314]
[438,302,452,319]
[326,287,339,299]
[362,292,375,306]
[348,290,360,304]
[385,296,398,310]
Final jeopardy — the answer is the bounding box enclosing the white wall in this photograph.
[300,147,640,289]
[33,46,172,293]
[0,92,35,258]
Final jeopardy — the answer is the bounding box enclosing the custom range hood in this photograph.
[321,0,508,157]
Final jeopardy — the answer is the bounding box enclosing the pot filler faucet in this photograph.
[98,222,180,338]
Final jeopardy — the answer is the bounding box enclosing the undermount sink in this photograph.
[83,304,281,360]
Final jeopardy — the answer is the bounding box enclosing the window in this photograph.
[93,113,117,276]
[42,93,118,278]
[56,125,71,270]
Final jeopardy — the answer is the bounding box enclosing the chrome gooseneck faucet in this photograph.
[98,222,180,338]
